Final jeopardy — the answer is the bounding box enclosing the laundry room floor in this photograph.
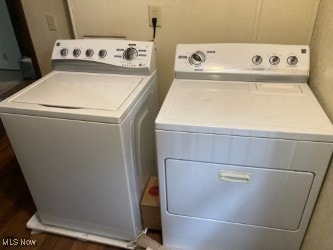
[0,133,332,249]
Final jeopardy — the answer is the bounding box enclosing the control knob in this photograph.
[123,47,138,60]
[98,49,107,58]
[252,55,263,65]
[73,48,81,57]
[86,49,94,57]
[60,48,68,57]
[189,51,205,65]
[269,56,280,65]
[287,56,298,66]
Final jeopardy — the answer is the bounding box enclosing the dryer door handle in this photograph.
[218,170,252,183]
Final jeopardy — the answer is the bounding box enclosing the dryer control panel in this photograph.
[175,43,309,82]
[51,39,156,75]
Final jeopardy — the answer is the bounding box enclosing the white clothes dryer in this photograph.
[0,39,158,248]
[155,43,333,250]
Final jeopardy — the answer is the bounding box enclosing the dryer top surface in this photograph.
[156,79,333,142]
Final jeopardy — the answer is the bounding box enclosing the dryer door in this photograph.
[165,159,314,231]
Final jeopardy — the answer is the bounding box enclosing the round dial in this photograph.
[252,55,263,65]
[189,51,206,65]
[269,55,280,65]
[73,48,81,57]
[98,49,107,58]
[86,49,94,57]
[60,48,68,57]
[287,56,298,66]
[123,47,138,60]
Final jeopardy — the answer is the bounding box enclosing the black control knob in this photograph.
[73,48,81,57]
[60,48,68,57]
[189,51,205,65]
[123,47,138,60]
[86,49,94,57]
[252,55,263,65]
[287,56,298,66]
[98,49,107,58]
[269,56,280,65]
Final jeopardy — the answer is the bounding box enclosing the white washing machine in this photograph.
[0,39,158,248]
[155,43,333,250]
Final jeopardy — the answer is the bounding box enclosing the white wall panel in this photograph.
[256,0,320,44]
[67,0,319,101]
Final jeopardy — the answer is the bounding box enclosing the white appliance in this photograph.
[0,39,158,248]
[155,43,333,250]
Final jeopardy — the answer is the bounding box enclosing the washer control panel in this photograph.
[175,43,309,82]
[51,39,155,75]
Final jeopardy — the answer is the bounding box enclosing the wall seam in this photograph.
[66,0,78,38]
[252,0,263,43]
[308,0,322,45]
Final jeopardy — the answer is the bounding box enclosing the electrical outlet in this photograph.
[148,6,162,27]
[46,14,57,31]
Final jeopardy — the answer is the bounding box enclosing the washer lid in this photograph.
[156,79,333,142]
[0,71,154,123]
[12,71,143,111]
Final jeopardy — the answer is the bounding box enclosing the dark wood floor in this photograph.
[0,135,144,249]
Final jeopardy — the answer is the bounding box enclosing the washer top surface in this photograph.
[13,71,143,111]
[155,79,333,142]
[0,71,154,123]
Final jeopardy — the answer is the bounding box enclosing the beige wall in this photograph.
[309,0,333,120]
[302,1,333,249]
[21,0,73,75]
[68,0,320,103]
